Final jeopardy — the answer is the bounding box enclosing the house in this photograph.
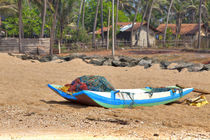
[156,24,208,41]
[95,22,158,47]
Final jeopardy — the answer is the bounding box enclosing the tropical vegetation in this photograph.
[0,0,209,55]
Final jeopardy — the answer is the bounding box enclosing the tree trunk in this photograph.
[114,0,119,48]
[40,0,47,38]
[59,19,64,53]
[77,0,84,29]
[18,0,23,53]
[50,0,59,56]
[197,0,203,49]
[130,0,140,47]
[82,0,85,29]
[192,11,195,23]
[112,0,115,56]
[26,0,31,7]
[92,0,100,48]
[107,8,110,50]
[175,13,182,47]
[100,0,104,47]
[147,0,155,48]
[60,24,63,44]
[205,24,209,48]
[135,1,149,46]
[163,0,173,46]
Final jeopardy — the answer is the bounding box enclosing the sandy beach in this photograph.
[0,53,209,139]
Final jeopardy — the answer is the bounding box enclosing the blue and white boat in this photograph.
[48,84,193,108]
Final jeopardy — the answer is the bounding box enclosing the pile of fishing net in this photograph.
[60,75,115,93]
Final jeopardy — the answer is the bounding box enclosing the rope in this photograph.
[119,91,135,108]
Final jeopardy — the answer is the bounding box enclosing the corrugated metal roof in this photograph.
[95,22,149,34]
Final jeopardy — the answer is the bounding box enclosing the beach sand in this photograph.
[0,53,209,139]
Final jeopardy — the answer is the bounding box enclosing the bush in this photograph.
[67,27,91,43]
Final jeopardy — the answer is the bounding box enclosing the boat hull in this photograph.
[48,84,194,108]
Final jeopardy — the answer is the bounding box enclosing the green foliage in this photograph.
[117,10,130,22]
[166,28,173,40]
[84,0,130,32]
[2,4,50,37]
[22,6,42,37]
[108,25,120,39]
[2,15,18,36]
[67,27,91,43]
[130,13,143,22]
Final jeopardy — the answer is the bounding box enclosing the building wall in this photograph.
[0,38,50,55]
[132,25,156,47]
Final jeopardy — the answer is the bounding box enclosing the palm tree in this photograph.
[114,0,119,48]
[77,0,84,29]
[0,0,17,31]
[112,0,115,56]
[0,0,17,14]
[147,0,156,48]
[197,0,203,49]
[18,0,23,53]
[107,8,110,50]
[130,0,141,47]
[163,0,174,46]
[135,0,149,46]
[58,0,75,43]
[92,0,100,48]
[26,0,49,38]
[171,0,190,45]
[40,0,47,38]
[118,0,135,15]
[187,0,199,23]
[100,0,104,47]
[50,0,59,56]
[82,0,85,29]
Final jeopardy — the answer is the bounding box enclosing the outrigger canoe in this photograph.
[48,84,193,108]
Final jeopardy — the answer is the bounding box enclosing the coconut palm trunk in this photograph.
[100,0,104,47]
[59,18,64,54]
[130,0,140,47]
[147,0,155,48]
[135,1,149,46]
[206,26,209,48]
[175,13,182,47]
[18,0,23,53]
[40,0,47,38]
[112,0,115,56]
[77,0,84,29]
[192,11,195,23]
[82,0,85,29]
[163,0,173,46]
[197,0,203,49]
[114,0,119,47]
[107,8,110,50]
[50,0,59,56]
[92,0,100,48]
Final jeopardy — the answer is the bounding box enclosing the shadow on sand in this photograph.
[40,99,89,108]
[165,100,185,105]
